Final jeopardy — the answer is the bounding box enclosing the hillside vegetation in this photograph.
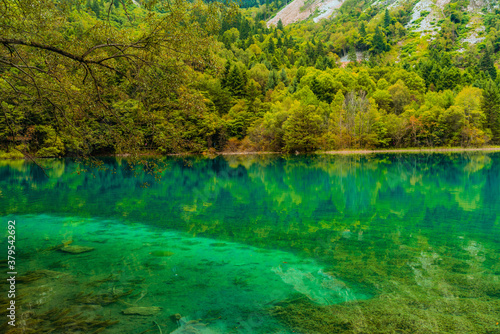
[1,0,500,158]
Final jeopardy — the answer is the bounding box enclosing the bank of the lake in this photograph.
[323,146,500,154]
[4,145,500,161]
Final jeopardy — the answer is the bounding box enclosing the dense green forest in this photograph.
[1,0,500,158]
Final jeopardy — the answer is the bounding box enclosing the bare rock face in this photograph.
[268,0,492,34]
[467,0,491,11]
[268,0,318,27]
[122,306,162,316]
[267,0,345,27]
[59,245,95,254]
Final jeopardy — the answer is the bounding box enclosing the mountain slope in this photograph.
[268,0,495,48]
[267,0,330,26]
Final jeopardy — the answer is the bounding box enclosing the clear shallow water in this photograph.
[1,153,500,333]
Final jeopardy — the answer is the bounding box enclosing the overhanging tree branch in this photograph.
[0,37,126,75]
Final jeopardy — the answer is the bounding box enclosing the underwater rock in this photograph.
[60,245,95,254]
[209,243,227,247]
[122,306,162,316]
[149,250,175,257]
[271,266,357,305]
[170,317,211,334]
[18,269,68,282]
[72,304,103,313]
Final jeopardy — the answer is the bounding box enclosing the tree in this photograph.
[356,70,376,94]
[383,9,391,29]
[347,45,357,64]
[221,61,232,88]
[377,78,389,90]
[455,86,483,117]
[385,113,407,147]
[343,91,369,146]
[283,105,323,152]
[201,79,233,115]
[91,0,101,17]
[481,80,500,143]
[454,86,486,146]
[0,0,235,158]
[372,89,392,112]
[305,72,342,104]
[280,69,290,86]
[245,79,262,102]
[372,26,388,54]
[277,19,284,31]
[439,106,465,145]
[248,63,270,89]
[388,80,410,114]
[266,70,279,90]
[479,48,497,80]
[437,67,461,91]
[267,38,275,54]
[359,22,367,37]
[227,66,247,97]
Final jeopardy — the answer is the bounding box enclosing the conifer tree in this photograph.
[221,61,232,88]
[311,77,322,99]
[280,69,289,86]
[227,66,246,97]
[372,26,387,54]
[289,76,299,93]
[267,39,275,54]
[240,19,250,40]
[440,53,452,68]
[480,48,497,80]
[271,55,281,69]
[91,0,100,16]
[277,19,284,31]
[316,40,324,57]
[359,22,367,37]
[482,80,500,142]
[266,70,279,90]
[437,67,460,90]
[315,56,326,70]
[277,37,283,49]
[384,9,391,29]
[246,36,256,49]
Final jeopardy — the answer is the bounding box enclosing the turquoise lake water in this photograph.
[1,153,499,333]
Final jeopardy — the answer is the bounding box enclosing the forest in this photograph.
[1,0,500,158]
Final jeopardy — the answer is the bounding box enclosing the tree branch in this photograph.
[0,37,126,75]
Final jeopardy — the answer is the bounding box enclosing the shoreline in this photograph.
[220,147,500,156]
[3,147,500,161]
[321,147,500,155]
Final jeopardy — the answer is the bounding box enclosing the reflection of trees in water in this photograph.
[1,153,499,251]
